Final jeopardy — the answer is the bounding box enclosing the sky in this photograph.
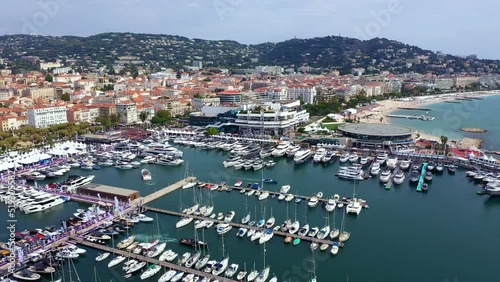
[1,0,499,59]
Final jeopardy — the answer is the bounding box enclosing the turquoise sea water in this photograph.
[389,95,500,149]
[2,146,500,282]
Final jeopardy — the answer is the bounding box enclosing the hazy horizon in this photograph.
[1,0,498,60]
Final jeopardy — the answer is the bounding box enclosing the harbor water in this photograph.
[389,94,500,149]
[2,146,500,282]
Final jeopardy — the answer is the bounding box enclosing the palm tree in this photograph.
[440,135,448,155]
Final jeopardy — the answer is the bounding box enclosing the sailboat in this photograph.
[317,210,330,240]
[339,210,350,242]
[212,233,229,276]
[182,162,196,189]
[309,251,317,282]
[108,235,126,268]
[176,177,195,228]
[241,193,251,224]
[346,180,362,215]
[288,203,300,235]
[247,262,258,282]
[265,207,275,229]
[255,242,270,282]
[329,205,340,239]
[236,262,248,281]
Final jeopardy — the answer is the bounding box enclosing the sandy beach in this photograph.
[356,90,500,147]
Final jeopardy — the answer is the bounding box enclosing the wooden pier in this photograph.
[397,107,431,111]
[70,237,237,282]
[144,206,338,246]
[142,177,197,205]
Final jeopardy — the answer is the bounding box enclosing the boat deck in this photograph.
[70,237,237,282]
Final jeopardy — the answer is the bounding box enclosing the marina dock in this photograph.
[397,107,431,111]
[417,163,428,192]
[70,237,238,282]
[144,206,338,245]
[142,177,197,205]
[386,114,435,121]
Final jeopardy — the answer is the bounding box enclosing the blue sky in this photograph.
[1,0,499,59]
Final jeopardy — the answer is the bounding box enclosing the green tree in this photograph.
[45,74,53,82]
[207,127,219,136]
[61,93,70,101]
[139,111,150,124]
[151,110,172,125]
[110,113,121,128]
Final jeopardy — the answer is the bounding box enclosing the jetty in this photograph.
[397,107,431,111]
[417,163,428,192]
[142,177,197,205]
[70,237,237,282]
[144,206,338,246]
[386,114,435,121]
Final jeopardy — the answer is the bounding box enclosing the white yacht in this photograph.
[386,156,398,169]
[325,198,337,211]
[156,157,184,166]
[176,217,193,228]
[280,185,291,194]
[393,171,405,184]
[223,156,242,168]
[286,144,301,157]
[313,148,327,162]
[216,223,233,235]
[370,162,381,175]
[339,153,349,163]
[308,196,319,207]
[60,175,95,192]
[23,195,67,214]
[272,142,290,157]
[379,170,392,183]
[294,148,311,164]
[375,152,388,164]
[140,264,161,280]
[399,159,411,170]
[348,153,359,163]
[346,199,362,215]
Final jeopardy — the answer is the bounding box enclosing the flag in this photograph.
[128,198,131,206]
[86,210,93,221]
[17,249,24,263]
[97,193,101,201]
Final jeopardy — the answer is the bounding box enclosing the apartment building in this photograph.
[116,103,137,124]
[27,105,68,128]
[0,116,28,132]
[22,87,57,99]
[234,101,309,136]
[66,107,99,123]
[286,86,316,104]
[192,97,221,110]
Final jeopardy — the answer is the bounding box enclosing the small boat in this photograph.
[108,255,126,268]
[237,270,248,280]
[293,238,301,245]
[262,178,278,184]
[95,252,110,261]
[13,270,41,281]
[320,243,330,251]
[422,183,429,192]
[159,270,177,282]
[234,180,243,187]
[140,264,161,280]
[141,169,152,181]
